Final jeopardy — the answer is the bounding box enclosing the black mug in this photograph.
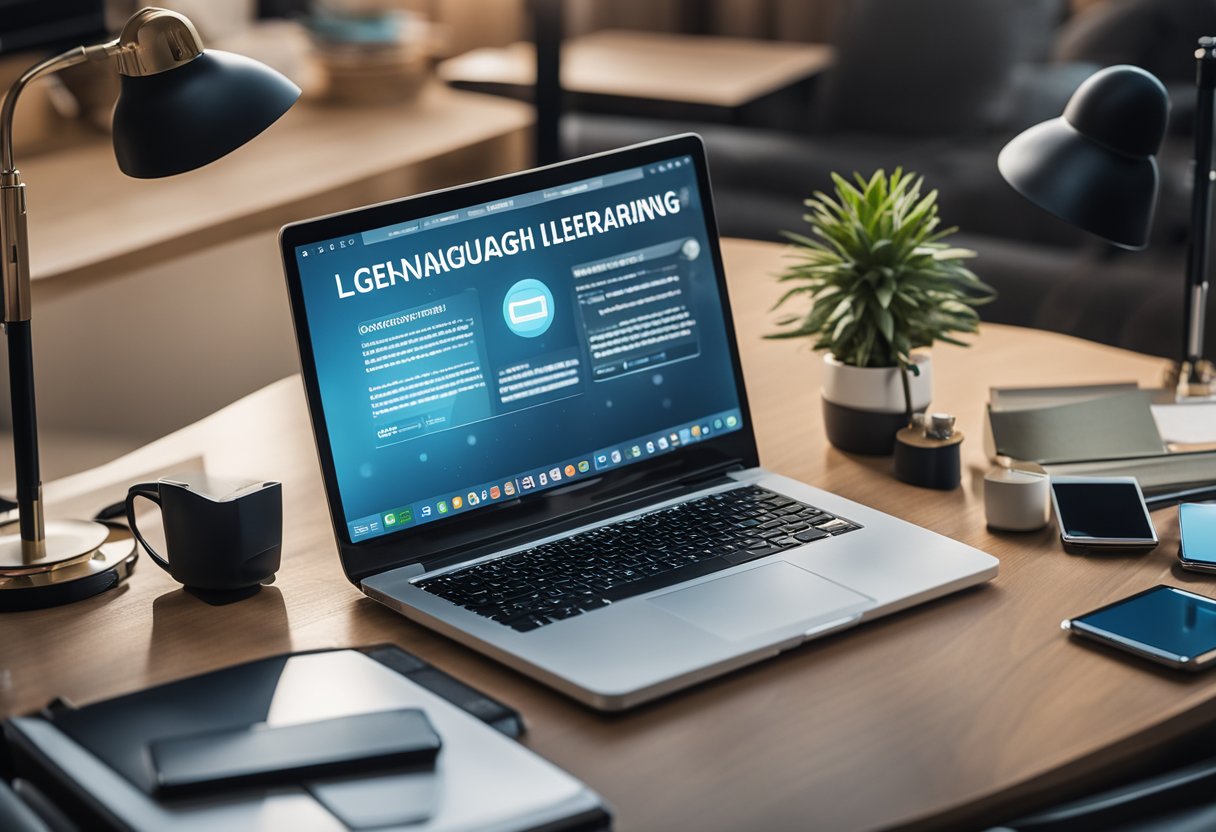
[126,475,283,593]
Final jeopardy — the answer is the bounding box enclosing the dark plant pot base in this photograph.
[822,398,918,456]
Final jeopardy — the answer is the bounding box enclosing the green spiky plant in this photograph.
[769,169,995,376]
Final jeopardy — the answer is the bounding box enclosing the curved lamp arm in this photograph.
[0,41,117,175]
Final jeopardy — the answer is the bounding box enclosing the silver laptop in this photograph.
[279,135,997,711]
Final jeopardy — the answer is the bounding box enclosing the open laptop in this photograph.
[279,134,998,711]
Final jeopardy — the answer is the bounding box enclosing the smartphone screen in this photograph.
[1069,585,1216,666]
[1181,503,1216,567]
[1051,478,1155,544]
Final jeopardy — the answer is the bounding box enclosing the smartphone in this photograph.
[1050,476,1158,553]
[149,707,441,798]
[1063,585,1216,671]
[1179,502,1216,573]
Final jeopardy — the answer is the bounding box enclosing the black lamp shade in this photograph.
[998,65,1169,250]
[112,50,300,179]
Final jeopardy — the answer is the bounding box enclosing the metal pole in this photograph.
[532,0,563,166]
[1183,37,1215,384]
[0,46,105,545]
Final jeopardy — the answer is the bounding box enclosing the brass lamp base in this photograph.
[0,519,137,611]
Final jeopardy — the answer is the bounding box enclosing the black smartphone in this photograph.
[149,707,442,798]
[1063,585,1216,671]
[1179,503,1216,573]
[1050,476,1158,553]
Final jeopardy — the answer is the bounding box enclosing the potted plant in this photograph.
[769,169,995,454]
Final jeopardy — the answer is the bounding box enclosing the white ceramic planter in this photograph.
[821,352,933,454]
[821,352,933,412]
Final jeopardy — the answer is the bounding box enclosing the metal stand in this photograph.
[0,43,137,610]
[1179,38,1216,398]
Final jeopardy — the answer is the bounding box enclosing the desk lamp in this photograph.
[998,50,1214,398]
[0,8,299,611]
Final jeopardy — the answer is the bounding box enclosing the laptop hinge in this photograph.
[680,461,745,487]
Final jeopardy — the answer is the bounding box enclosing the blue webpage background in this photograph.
[296,161,743,534]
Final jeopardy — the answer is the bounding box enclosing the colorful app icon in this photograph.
[726,415,738,428]
[420,505,432,518]
[564,464,576,477]
[437,500,449,514]
[383,513,396,526]
[691,425,701,438]
[645,441,655,454]
[539,472,548,486]
[611,449,622,463]
[596,453,608,467]
[702,425,711,435]
[490,485,501,499]
[520,475,535,490]
[630,445,642,458]
[680,428,692,443]
[504,481,516,496]
[658,437,669,450]
[713,418,723,430]
[467,491,480,506]
[549,467,562,481]
[481,489,488,501]
[578,460,590,473]
[452,495,463,509]
[670,432,679,444]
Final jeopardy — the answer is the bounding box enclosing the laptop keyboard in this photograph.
[416,485,861,632]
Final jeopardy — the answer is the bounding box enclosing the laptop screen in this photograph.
[290,146,746,544]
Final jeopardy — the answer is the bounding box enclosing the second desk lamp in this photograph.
[998,47,1214,398]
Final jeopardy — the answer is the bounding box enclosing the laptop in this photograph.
[279,134,998,711]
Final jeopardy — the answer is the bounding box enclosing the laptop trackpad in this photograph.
[648,561,871,642]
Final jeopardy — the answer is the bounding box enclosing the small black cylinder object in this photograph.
[893,425,963,490]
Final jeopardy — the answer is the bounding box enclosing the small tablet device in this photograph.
[1063,585,1216,671]
[1179,502,1216,573]
[1049,475,1157,552]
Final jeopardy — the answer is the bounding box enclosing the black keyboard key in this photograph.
[724,545,782,565]
[794,528,830,543]
[601,556,733,603]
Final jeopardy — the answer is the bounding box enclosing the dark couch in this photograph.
[561,0,1216,362]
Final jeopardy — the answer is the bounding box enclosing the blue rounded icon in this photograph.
[502,278,555,337]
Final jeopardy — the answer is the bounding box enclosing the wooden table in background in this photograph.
[2,239,1205,831]
[438,30,834,124]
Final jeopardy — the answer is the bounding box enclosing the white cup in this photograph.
[984,468,1050,532]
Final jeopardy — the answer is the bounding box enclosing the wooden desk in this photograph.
[438,30,833,123]
[2,239,1202,831]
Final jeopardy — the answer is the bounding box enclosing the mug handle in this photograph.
[125,482,171,573]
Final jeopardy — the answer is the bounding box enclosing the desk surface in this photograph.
[21,84,531,287]
[437,30,834,107]
[3,238,1206,831]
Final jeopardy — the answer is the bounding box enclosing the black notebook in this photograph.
[2,646,609,832]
